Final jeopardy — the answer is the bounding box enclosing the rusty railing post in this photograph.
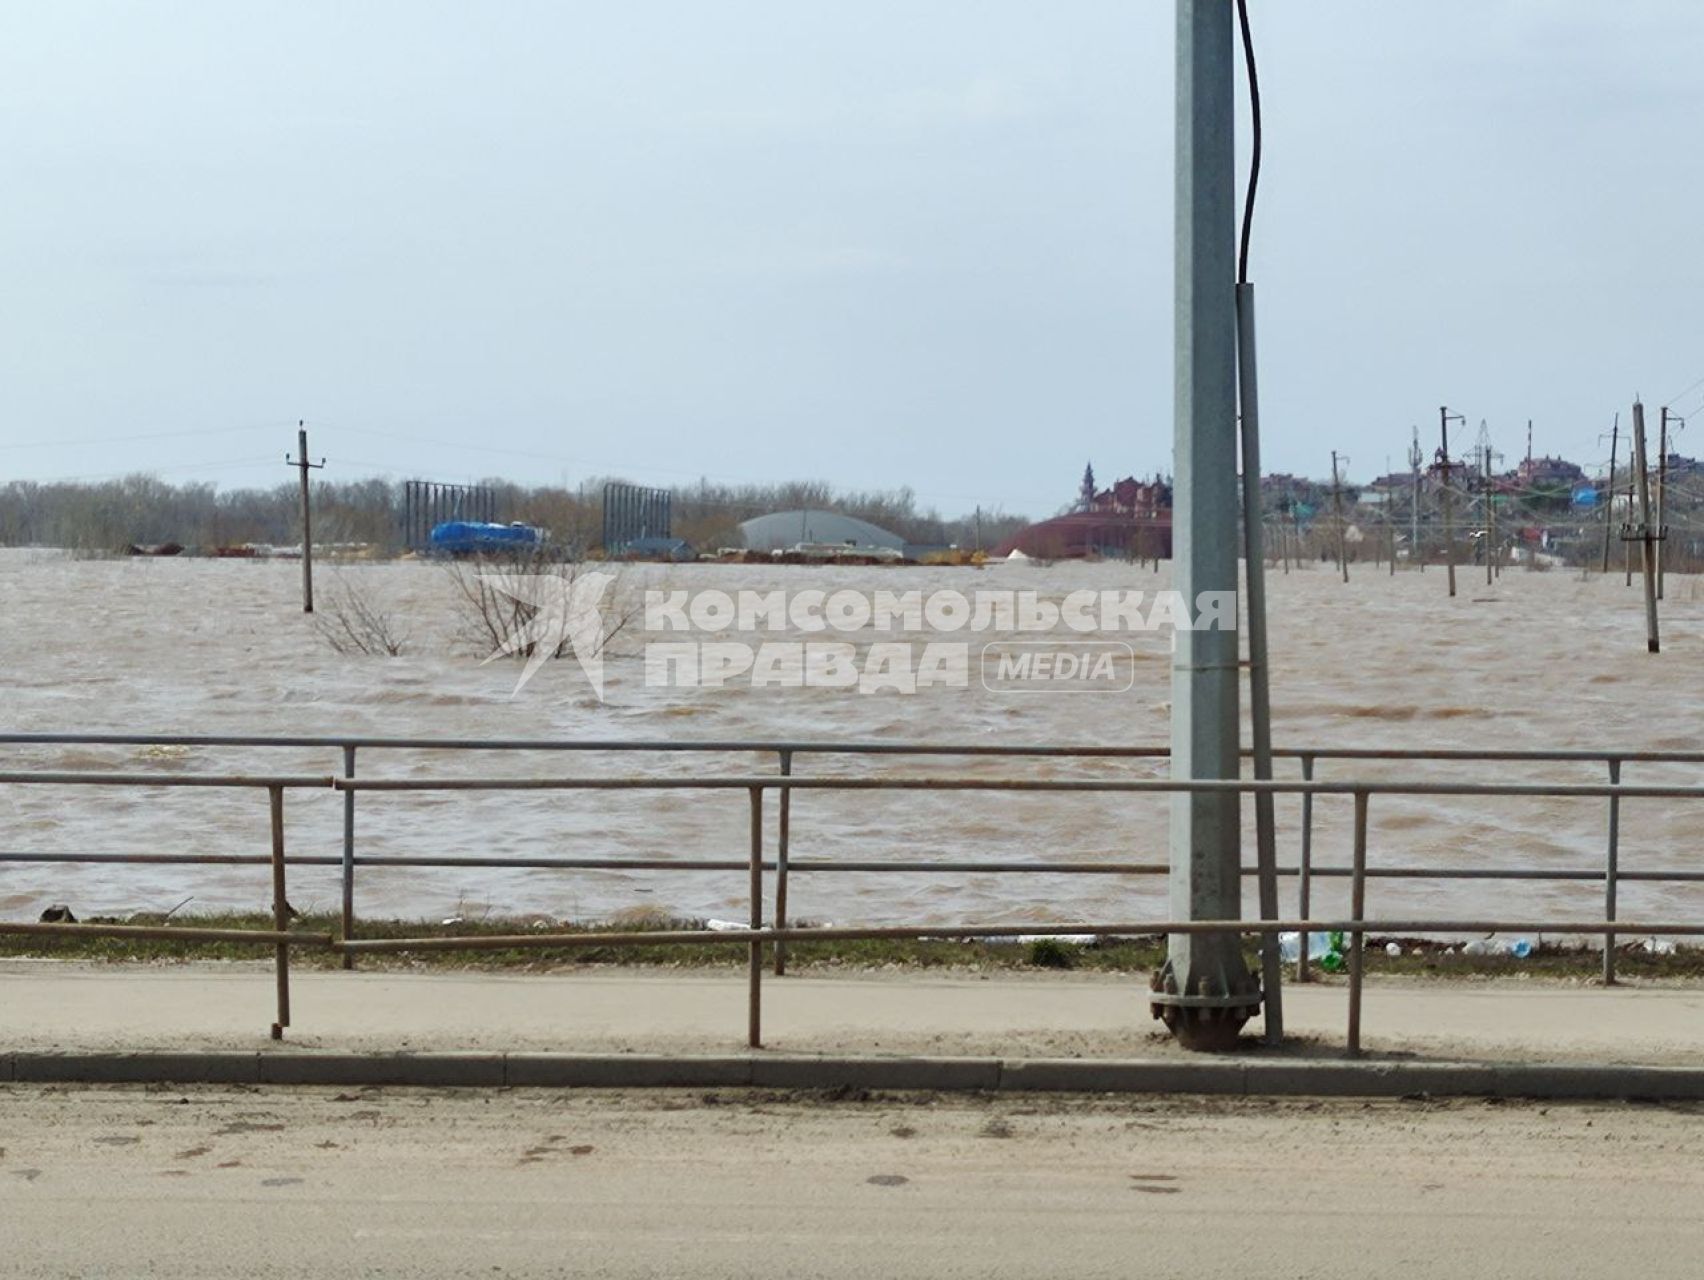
[269,784,291,1040]
[1604,757,1621,985]
[341,745,357,970]
[773,750,792,976]
[1297,754,1316,981]
[1346,789,1369,1056]
[748,784,763,1049]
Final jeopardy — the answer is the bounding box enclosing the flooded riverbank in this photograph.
[2,548,1700,927]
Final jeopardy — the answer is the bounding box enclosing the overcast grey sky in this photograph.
[2,2,1700,515]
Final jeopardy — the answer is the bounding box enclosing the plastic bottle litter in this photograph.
[1013,934,1098,947]
[1460,937,1532,958]
[1278,931,1337,962]
[1385,942,1403,958]
[1643,938,1677,956]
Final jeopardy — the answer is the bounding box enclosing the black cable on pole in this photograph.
[1235,0,1261,286]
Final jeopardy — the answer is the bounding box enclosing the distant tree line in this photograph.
[0,473,1030,555]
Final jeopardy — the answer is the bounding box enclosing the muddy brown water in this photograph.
[2,548,1700,928]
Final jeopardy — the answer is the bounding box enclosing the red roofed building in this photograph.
[994,463,1173,559]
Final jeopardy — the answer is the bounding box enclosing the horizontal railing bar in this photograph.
[0,922,334,945]
[6,915,1693,954]
[776,862,1704,882]
[1288,866,1615,881]
[0,773,335,788]
[7,851,1704,884]
[4,732,1704,765]
[0,734,1164,754]
[334,775,1704,799]
[0,853,343,866]
[354,856,746,871]
[10,770,1704,801]
[0,856,1145,876]
[0,855,753,879]
[333,917,1704,953]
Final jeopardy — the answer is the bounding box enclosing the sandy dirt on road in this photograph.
[2,1083,1702,1278]
[8,961,1704,1065]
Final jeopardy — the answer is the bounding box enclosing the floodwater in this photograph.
[2,547,1701,929]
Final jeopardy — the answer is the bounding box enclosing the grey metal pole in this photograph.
[1657,408,1669,600]
[1633,401,1660,653]
[1409,429,1423,571]
[297,425,314,614]
[1151,0,1259,1051]
[1603,758,1621,986]
[748,786,764,1048]
[1440,407,1458,598]
[1625,472,1635,587]
[1236,283,1282,1045]
[286,424,324,608]
[1484,448,1495,587]
[341,745,357,970]
[1296,754,1314,983]
[773,749,792,977]
[1346,790,1369,1056]
[1601,418,1618,574]
[269,785,290,1040]
[1330,450,1348,582]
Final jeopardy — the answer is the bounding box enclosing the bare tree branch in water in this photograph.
[312,572,410,656]
[442,546,641,664]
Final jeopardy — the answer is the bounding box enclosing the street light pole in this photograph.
[1151,0,1260,1052]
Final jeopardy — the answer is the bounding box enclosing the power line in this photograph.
[0,424,281,452]
[3,456,282,486]
[1660,371,1704,412]
[1234,0,1262,287]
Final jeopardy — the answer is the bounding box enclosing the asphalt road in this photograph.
[2,1084,1701,1278]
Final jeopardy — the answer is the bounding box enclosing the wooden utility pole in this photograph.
[1601,414,1618,573]
[286,422,325,614]
[1631,401,1660,653]
[1439,407,1464,597]
[1330,451,1349,583]
[1625,471,1635,588]
[1657,409,1673,600]
[1483,443,1497,585]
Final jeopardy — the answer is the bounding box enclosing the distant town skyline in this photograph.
[3,2,1702,516]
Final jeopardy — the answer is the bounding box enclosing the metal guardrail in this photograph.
[2,733,1700,1053]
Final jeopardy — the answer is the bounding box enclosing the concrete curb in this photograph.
[6,1050,1704,1099]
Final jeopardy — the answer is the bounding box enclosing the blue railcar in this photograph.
[427,521,545,556]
